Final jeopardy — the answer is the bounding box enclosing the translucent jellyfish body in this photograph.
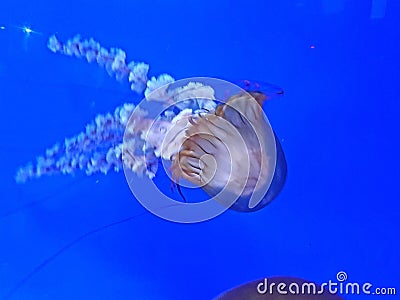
[123,77,287,222]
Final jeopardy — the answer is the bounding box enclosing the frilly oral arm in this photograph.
[47,35,175,95]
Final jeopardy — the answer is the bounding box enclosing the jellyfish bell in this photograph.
[168,87,286,212]
[168,108,251,206]
[126,78,286,220]
[172,93,268,211]
[217,90,287,212]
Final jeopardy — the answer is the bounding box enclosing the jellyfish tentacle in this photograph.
[15,103,165,183]
[4,204,184,300]
[47,35,175,96]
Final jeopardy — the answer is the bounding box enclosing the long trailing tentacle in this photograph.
[4,204,183,300]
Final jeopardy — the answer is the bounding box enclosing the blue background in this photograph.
[0,0,399,299]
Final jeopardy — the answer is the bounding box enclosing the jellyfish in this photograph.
[125,77,287,214]
[15,34,287,216]
[6,34,288,299]
[166,83,287,212]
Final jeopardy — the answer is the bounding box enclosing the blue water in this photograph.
[0,0,399,299]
